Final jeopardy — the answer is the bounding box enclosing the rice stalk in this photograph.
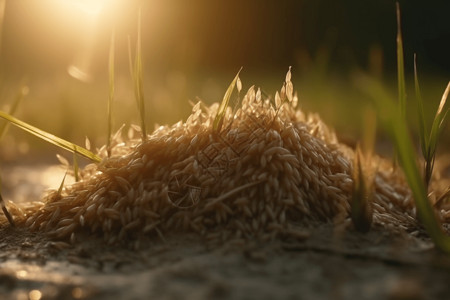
[107,28,115,157]
[213,68,242,133]
[0,110,101,163]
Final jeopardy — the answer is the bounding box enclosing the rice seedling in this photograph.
[128,9,147,141]
[396,2,406,121]
[356,3,450,252]
[350,145,374,232]
[0,110,101,162]
[350,109,376,232]
[414,55,450,189]
[359,74,450,252]
[107,29,115,157]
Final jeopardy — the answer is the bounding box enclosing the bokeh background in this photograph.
[0,0,449,162]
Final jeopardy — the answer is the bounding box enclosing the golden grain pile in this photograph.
[0,72,429,245]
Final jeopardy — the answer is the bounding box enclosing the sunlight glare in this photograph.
[62,0,109,16]
[59,0,117,81]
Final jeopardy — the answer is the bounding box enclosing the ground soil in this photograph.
[2,221,450,300]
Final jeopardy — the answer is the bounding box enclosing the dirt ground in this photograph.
[2,165,450,300]
[2,220,450,300]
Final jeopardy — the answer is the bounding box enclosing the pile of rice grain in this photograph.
[0,74,426,246]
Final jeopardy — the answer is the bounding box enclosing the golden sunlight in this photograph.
[58,0,118,81]
[62,0,109,16]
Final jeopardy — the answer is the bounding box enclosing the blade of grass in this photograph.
[0,86,29,140]
[414,54,428,159]
[107,28,115,157]
[396,2,407,120]
[351,108,376,232]
[426,81,450,184]
[129,9,147,141]
[0,110,101,163]
[213,68,242,133]
[350,145,374,232]
[358,74,450,252]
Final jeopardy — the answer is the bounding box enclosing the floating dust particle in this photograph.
[1,71,447,246]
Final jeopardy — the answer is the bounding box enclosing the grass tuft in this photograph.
[0,110,101,163]
[357,3,450,252]
[415,54,450,188]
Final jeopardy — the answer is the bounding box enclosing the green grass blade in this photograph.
[127,35,134,86]
[0,86,28,140]
[350,145,373,232]
[426,81,450,185]
[414,54,428,158]
[358,75,450,252]
[0,110,101,163]
[136,9,147,140]
[396,2,407,120]
[213,68,242,133]
[428,82,450,158]
[107,29,115,157]
[129,9,147,141]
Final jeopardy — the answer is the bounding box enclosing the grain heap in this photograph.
[1,71,423,245]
